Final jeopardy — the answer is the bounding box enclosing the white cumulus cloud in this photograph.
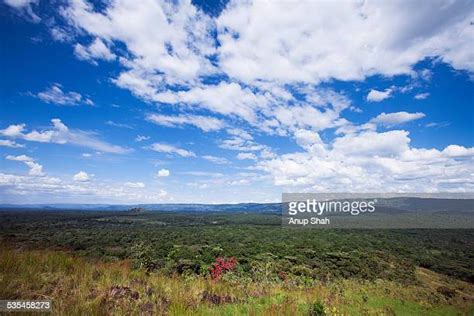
[147,113,225,132]
[157,169,170,177]
[237,152,257,160]
[414,92,430,100]
[0,119,130,154]
[73,171,90,182]
[74,38,116,64]
[371,112,426,126]
[367,89,393,102]
[0,139,24,148]
[202,155,229,165]
[257,129,474,192]
[124,182,145,188]
[4,0,40,22]
[6,154,44,176]
[36,83,94,106]
[149,143,195,157]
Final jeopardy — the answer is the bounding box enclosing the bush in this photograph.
[437,286,456,299]
[209,257,237,280]
[309,301,326,316]
[131,241,156,271]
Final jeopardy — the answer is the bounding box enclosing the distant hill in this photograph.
[376,197,474,213]
[0,202,282,212]
[0,198,472,213]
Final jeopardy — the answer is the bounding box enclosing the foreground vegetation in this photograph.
[1,210,474,314]
[1,245,474,315]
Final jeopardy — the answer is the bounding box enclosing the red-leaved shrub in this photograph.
[209,257,237,280]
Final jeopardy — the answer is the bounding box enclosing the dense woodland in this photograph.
[1,209,474,314]
[1,210,473,284]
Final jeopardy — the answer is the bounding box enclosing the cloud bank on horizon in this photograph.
[0,0,473,204]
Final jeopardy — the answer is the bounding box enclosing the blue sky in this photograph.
[0,0,473,204]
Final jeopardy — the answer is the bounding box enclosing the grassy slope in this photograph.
[1,245,473,315]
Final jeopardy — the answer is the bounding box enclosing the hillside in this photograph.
[1,245,473,315]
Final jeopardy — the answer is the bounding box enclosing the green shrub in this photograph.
[130,241,156,271]
[309,301,326,316]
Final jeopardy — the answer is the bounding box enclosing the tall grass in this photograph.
[0,245,473,315]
